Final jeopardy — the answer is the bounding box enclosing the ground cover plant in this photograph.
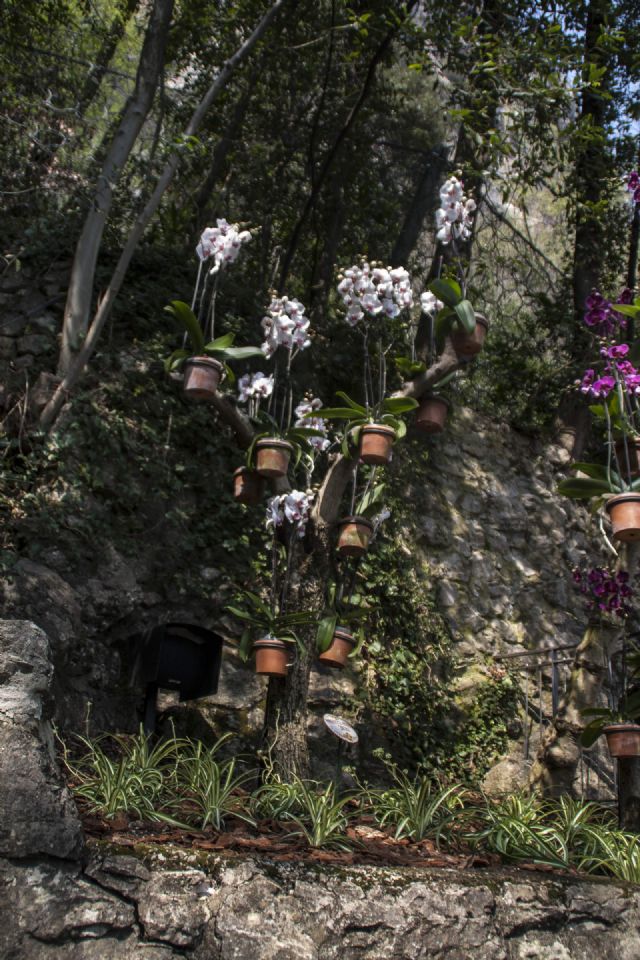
[62,728,640,882]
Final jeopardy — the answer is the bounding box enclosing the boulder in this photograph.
[0,620,84,859]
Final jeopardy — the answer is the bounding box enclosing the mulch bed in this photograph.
[80,808,504,871]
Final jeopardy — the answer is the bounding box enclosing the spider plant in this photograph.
[59,726,184,822]
[367,764,466,844]
[583,828,640,883]
[251,777,309,822]
[170,735,255,831]
[286,779,355,850]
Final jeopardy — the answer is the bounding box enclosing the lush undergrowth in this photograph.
[60,728,639,883]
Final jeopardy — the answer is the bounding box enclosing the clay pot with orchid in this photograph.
[226,592,316,678]
[581,691,640,758]
[165,300,263,400]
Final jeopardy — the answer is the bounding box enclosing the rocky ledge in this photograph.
[2,843,639,959]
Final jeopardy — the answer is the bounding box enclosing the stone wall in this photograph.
[3,845,640,959]
[0,385,598,782]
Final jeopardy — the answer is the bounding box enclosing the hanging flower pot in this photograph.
[450,314,488,359]
[182,356,224,400]
[337,516,374,558]
[615,438,640,480]
[603,723,640,758]
[359,424,395,465]
[255,439,294,479]
[233,467,264,506]
[253,637,289,677]
[606,493,640,542]
[415,395,449,434]
[318,626,357,669]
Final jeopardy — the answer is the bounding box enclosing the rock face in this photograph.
[2,847,640,959]
[0,619,84,859]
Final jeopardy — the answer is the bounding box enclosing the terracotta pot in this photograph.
[183,356,224,400]
[415,395,449,434]
[606,493,640,542]
[233,467,264,506]
[319,626,357,669]
[450,313,488,359]
[337,516,374,558]
[254,637,289,677]
[615,438,640,480]
[255,439,294,479]
[604,723,640,758]
[359,424,395,465]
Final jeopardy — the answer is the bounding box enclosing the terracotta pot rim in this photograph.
[603,723,640,733]
[255,438,294,452]
[606,493,640,512]
[338,515,374,531]
[184,355,225,371]
[333,627,356,643]
[473,313,489,331]
[361,423,396,438]
[419,393,450,410]
[254,636,288,650]
[233,465,255,477]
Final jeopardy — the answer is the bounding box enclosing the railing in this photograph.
[495,643,616,799]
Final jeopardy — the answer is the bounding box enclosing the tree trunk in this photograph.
[58,0,174,376]
[263,526,334,778]
[77,0,141,118]
[41,0,291,431]
[618,759,640,831]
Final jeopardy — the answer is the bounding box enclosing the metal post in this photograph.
[523,669,530,760]
[551,648,559,719]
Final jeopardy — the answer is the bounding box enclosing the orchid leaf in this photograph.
[429,278,462,307]
[383,396,418,414]
[335,392,368,416]
[216,345,264,360]
[453,299,476,335]
[207,332,235,350]
[165,300,205,354]
[395,356,426,378]
[316,614,338,653]
[165,348,189,372]
[572,462,622,486]
[238,630,252,662]
[310,407,366,420]
[612,304,640,318]
[557,477,615,498]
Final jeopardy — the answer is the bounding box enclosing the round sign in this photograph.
[323,713,359,744]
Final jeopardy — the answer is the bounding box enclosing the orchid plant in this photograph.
[581,691,640,747]
[226,591,316,661]
[559,290,640,505]
[573,567,633,619]
[165,220,261,377]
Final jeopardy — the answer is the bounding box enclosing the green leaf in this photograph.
[557,477,615,498]
[316,614,338,653]
[612,304,640,318]
[581,718,606,748]
[432,371,457,390]
[311,408,366,421]
[572,462,622,486]
[165,348,189,372]
[335,391,368,416]
[216,345,264,360]
[165,300,205,354]
[453,300,476,335]
[395,356,426,378]
[358,483,386,516]
[429,278,462,307]
[588,404,605,419]
[238,629,252,662]
[383,397,418,414]
[207,332,235,350]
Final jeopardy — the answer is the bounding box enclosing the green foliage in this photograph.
[285,779,355,851]
[367,762,466,844]
[168,736,255,831]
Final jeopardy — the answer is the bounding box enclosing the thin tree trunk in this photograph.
[58,0,174,376]
[41,0,292,430]
[77,0,141,118]
[390,144,449,267]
